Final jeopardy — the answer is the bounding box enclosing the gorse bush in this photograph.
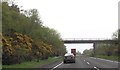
[2,33,33,64]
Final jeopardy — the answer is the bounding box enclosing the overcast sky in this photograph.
[16,0,119,53]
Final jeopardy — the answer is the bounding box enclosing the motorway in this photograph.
[39,55,119,70]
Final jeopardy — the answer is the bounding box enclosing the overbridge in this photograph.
[62,38,118,44]
[62,38,118,56]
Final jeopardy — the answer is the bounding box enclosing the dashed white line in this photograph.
[51,62,63,70]
[90,57,96,59]
[87,62,90,64]
[94,66,99,70]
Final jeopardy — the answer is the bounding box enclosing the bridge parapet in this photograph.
[62,38,113,41]
[62,38,118,44]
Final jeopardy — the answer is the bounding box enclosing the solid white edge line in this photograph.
[51,62,63,70]
[94,66,99,70]
[90,57,119,63]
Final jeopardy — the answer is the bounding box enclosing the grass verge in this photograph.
[2,56,62,69]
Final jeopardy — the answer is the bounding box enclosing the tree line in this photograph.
[2,1,66,65]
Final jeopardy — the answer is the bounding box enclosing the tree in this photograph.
[112,30,118,40]
[2,1,66,65]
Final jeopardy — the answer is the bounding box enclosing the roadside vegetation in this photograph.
[83,30,119,61]
[2,57,62,68]
[2,1,66,66]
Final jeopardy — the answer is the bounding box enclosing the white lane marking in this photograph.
[90,57,96,59]
[51,62,63,70]
[87,62,90,64]
[94,66,99,70]
[97,58,119,63]
[90,57,119,63]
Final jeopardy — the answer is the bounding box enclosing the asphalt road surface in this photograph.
[38,55,119,70]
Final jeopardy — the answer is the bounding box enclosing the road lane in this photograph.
[57,55,93,68]
[86,56,119,68]
[51,55,119,69]
[38,55,119,70]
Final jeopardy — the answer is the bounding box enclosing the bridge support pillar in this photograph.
[93,43,96,57]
